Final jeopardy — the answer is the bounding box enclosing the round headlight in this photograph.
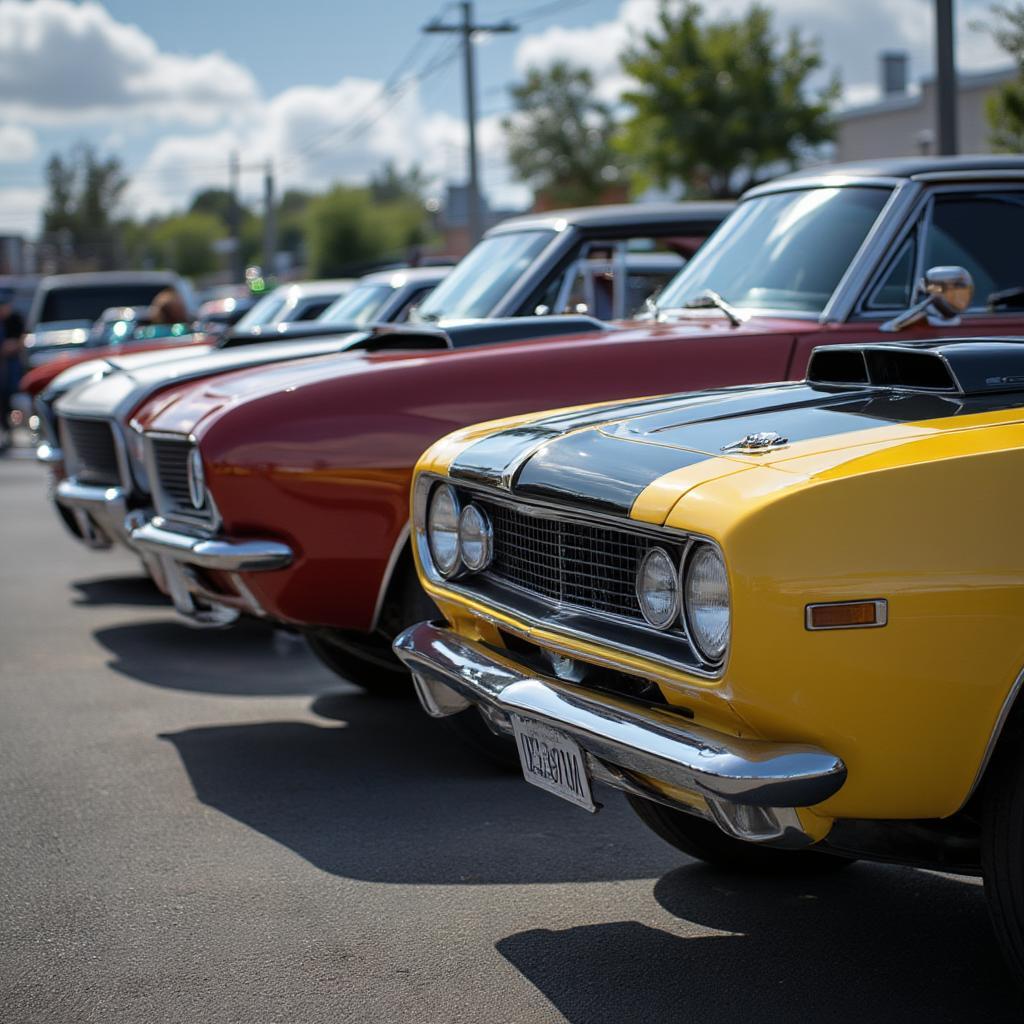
[684,544,730,662]
[458,503,492,572]
[636,546,680,630]
[187,447,206,509]
[427,483,461,577]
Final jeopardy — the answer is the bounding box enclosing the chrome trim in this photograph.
[743,175,906,199]
[130,517,293,572]
[805,599,888,631]
[55,479,129,550]
[414,473,723,679]
[963,664,1024,806]
[912,169,1024,182]
[394,622,846,817]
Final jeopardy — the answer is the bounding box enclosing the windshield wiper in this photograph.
[680,289,747,327]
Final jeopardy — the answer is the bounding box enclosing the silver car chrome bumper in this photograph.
[130,518,293,572]
[56,478,129,550]
[394,622,847,844]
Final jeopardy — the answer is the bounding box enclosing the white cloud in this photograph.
[0,186,45,234]
[0,0,260,125]
[0,123,37,162]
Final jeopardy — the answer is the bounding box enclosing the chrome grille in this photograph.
[63,417,120,486]
[478,498,672,623]
[149,436,215,530]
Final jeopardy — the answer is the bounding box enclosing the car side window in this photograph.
[923,192,1024,309]
[394,287,433,323]
[865,233,917,310]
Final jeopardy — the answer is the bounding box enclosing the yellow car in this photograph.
[395,338,1024,983]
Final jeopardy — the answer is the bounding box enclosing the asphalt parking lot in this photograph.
[1,452,1023,1024]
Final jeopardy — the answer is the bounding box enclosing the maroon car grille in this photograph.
[478,499,658,622]
[149,436,215,531]
[62,417,120,486]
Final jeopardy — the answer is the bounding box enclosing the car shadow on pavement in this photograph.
[93,617,340,696]
[158,691,681,886]
[497,864,1024,1022]
[72,574,169,607]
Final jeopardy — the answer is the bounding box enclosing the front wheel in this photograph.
[305,632,413,697]
[982,741,1024,986]
[627,794,855,874]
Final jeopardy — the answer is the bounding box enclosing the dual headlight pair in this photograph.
[427,483,493,578]
[637,543,729,663]
[426,482,731,665]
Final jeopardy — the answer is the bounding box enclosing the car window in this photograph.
[923,192,1024,307]
[657,186,892,314]
[865,233,917,310]
[40,284,167,323]
[234,292,287,329]
[294,299,333,321]
[394,286,434,322]
[414,230,555,321]
[321,285,393,325]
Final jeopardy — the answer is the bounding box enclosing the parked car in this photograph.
[22,271,193,367]
[225,280,355,340]
[124,156,1024,685]
[394,335,1024,985]
[412,202,732,324]
[193,295,257,340]
[318,266,453,327]
[51,318,603,554]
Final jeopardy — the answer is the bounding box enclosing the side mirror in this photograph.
[881,265,974,332]
[923,265,973,316]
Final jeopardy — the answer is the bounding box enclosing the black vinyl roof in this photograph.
[773,153,1024,183]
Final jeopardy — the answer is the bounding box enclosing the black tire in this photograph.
[304,557,436,698]
[441,707,521,770]
[306,632,413,697]
[627,794,855,873]
[982,739,1024,985]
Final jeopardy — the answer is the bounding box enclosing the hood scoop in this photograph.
[808,339,1024,396]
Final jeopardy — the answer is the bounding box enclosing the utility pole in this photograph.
[262,159,276,279]
[228,150,244,283]
[424,2,516,245]
[935,0,958,155]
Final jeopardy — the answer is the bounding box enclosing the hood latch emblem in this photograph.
[722,431,789,454]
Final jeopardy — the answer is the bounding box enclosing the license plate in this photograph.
[511,715,595,812]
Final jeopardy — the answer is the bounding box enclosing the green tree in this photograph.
[984,3,1024,151]
[504,62,625,207]
[42,144,130,268]
[618,2,838,198]
[189,188,246,228]
[305,186,431,277]
[150,212,224,277]
[369,162,429,203]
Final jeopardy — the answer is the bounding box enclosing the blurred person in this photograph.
[0,292,25,450]
[148,287,188,325]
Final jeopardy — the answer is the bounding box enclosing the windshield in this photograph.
[656,186,892,315]
[321,284,393,325]
[415,230,555,321]
[234,291,287,329]
[39,283,167,324]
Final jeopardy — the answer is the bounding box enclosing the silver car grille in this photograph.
[477,498,665,624]
[62,417,120,486]
[149,436,215,531]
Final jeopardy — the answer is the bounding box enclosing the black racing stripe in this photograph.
[448,385,798,488]
[512,430,711,516]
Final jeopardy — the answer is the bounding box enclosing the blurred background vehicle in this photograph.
[229,279,355,339]
[23,271,194,367]
[318,266,453,327]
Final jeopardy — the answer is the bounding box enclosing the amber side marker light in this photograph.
[805,599,888,631]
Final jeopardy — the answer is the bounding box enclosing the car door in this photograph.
[787,184,1024,376]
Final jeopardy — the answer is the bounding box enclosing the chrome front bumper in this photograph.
[36,442,63,465]
[55,478,129,550]
[394,622,847,846]
[129,518,293,628]
[130,518,293,572]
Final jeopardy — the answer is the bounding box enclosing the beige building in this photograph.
[835,54,1017,161]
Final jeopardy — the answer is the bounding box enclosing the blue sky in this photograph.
[0,0,1009,235]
